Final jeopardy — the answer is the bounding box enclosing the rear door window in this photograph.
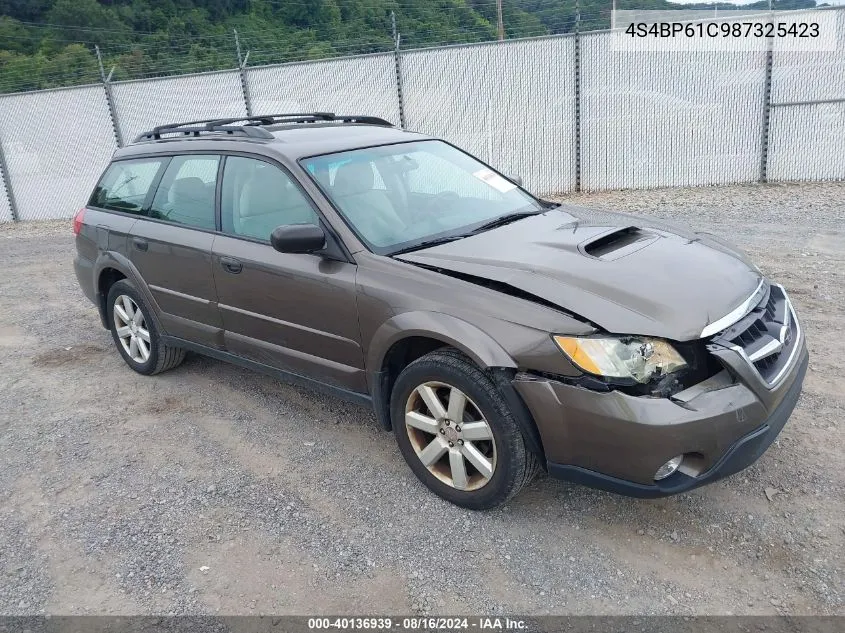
[89,158,165,214]
[148,155,220,230]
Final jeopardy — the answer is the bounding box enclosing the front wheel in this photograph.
[391,348,539,510]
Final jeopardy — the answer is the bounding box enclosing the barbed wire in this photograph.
[0,5,831,95]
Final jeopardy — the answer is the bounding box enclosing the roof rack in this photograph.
[133,112,394,143]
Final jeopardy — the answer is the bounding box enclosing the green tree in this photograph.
[0,0,822,94]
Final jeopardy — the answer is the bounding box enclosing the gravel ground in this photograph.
[0,181,842,616]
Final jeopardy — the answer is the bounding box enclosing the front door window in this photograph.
[220,156,318,241]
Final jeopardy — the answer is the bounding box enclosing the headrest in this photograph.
[332,161,375,197]
[169,177,206,204]
[239,168,290,219]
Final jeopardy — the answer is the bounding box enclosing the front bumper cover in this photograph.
[549,351,806,497]
[514,345,807,498]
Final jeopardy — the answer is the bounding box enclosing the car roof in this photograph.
[268,124,430,159]
[113,115,433,163]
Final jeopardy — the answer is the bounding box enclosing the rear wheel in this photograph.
[107,279,185,375]
[391,348,539,509]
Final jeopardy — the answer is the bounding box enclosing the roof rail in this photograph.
[207,113,394,128]
[132,112,394,143]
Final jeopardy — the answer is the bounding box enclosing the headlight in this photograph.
[553,335,687,384]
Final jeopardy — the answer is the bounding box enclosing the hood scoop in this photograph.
[580,226,659,261]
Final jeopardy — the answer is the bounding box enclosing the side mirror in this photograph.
[270,224,326,254]
[509,174,523,187]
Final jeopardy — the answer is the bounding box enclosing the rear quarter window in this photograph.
[89,158,165,214]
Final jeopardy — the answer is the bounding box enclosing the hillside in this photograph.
[0,0,823,94]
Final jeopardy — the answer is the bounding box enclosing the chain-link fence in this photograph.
[403,36,578,194]
[0,84,117,221]
[0,7,842,222]
[768,8,845,181]
[111,70,248,145]
[248,53,401,123]
[581,30,768,190]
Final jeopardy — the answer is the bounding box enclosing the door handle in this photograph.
[220,256,243,274]
[132,237,148,252]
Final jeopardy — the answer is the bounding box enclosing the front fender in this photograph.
[365,311,513,431]
[365,312,546,460]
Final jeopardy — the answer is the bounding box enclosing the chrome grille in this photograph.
[713,284,800,387]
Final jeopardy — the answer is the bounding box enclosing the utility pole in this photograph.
[496,0,505,41]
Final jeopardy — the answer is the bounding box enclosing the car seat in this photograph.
[331,161,406,246]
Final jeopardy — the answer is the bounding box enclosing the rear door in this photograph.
[129,154,224,348]
[211,155,365,392]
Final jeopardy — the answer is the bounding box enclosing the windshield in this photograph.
[301,140,543,255]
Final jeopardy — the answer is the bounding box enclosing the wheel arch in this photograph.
[97,268,126,328]
[365,311,547,454]
[93,252,162,331]
[366,312,516,383]
[373,334,453,430]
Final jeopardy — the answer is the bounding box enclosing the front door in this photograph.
[211,155,365,392]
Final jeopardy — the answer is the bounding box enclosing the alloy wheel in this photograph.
[113,294,151,364]
[404,381,497,491]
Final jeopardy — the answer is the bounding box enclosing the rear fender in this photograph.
[93,252,164,331]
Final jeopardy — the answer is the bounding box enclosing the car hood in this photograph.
[396,205,764,341]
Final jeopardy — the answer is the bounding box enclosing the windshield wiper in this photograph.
[470,209,543,234]
[389,234,472,256]
[389,209,544,256]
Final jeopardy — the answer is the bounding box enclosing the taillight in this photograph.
[73,207,85,235]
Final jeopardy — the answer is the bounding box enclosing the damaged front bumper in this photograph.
[513,342,808,498]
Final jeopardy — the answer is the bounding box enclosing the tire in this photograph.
[106,279,185,375]
[391,348,539,510]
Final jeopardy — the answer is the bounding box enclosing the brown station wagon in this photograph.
[73,113,808,509]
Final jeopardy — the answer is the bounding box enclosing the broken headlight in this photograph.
[552,335,687,384]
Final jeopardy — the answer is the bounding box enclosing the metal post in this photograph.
[759,12,774,182]
[234,29,254,117]
[574,0,582,192]
[391,12,407,129]
[496,0,505,41]
[96,45,124,148]
[0,134,20,222]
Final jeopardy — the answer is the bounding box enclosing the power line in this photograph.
[0,3,630,93]
[1,10,613,50]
